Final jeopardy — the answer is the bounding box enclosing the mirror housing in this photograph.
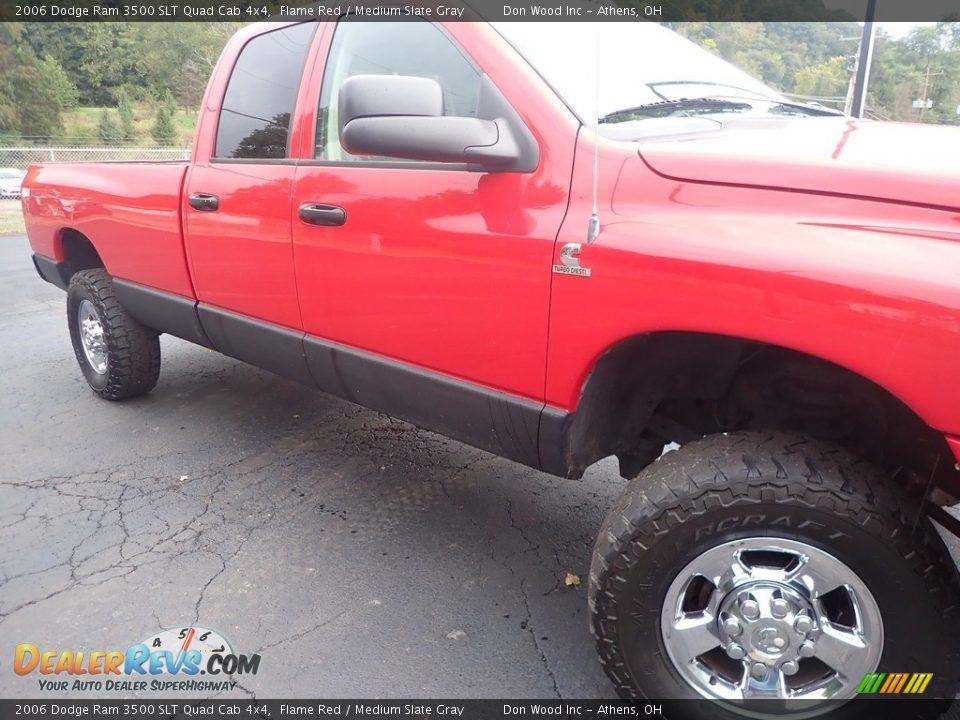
[337,75,536,171]
[338,75,443,130]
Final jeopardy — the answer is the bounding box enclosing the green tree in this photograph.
[793,56,849,99]
[151,92,177,146]
[116,87,137,142]
[0,24,25,134]
[25,23,140,106]
[868,25,960,122]
[97,109,123,144]
[39,55,78,111]
[667,21,960,124]
[0,24,68,141]
[131,23,243,108]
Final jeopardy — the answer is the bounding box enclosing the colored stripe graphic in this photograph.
[858,672,933,694]
[869,673,886,693]
[879,674,897,693]
[898,673,911,692]
[857,673,884,694]
[892,674,909,693]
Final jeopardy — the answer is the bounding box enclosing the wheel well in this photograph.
[566,332,959,498]
[58,229,104,281]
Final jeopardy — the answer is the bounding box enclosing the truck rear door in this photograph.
[183,22,318,379]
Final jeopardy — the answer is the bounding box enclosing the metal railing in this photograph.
[0,146,190,170]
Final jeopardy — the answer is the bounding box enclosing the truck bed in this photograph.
[23,161,194,298]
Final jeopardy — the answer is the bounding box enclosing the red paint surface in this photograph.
[21,20,960,447]
[183,163,302,329]
[548,132,960,438]
[23,162,194,297]
[290,22,577,399]
[947,436,960,467]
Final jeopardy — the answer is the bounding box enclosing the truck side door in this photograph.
[183,22,317,378]
[290,20,578,427]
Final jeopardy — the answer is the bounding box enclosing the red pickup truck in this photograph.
[23,19,960,712]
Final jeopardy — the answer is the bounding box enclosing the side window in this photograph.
[215,23,315,160]
[316,20,481,162]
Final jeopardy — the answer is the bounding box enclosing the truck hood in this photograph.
[636,117,960,212]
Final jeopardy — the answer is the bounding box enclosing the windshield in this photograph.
[493,22,794,126]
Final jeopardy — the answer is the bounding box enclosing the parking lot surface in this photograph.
[1,234,957,700]
[1,235,623,699]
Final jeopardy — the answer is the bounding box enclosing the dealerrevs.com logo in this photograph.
[14,626,261,693]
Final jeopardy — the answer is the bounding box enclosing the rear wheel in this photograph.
[589,432,959,716]
[67,269,161,400]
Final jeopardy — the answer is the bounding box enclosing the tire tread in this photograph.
[68,269,161,400]
[588,431,960,699]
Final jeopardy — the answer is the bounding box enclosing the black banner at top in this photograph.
[1,0,959,23]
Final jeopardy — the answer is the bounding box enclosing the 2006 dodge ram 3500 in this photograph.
[23,18,960,712]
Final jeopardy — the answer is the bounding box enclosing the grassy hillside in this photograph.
[59,103,198,147]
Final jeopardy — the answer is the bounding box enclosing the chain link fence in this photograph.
[0,146,190,170]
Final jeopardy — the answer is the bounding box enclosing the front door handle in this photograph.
[188,193,219,211]
[298,203,346,227]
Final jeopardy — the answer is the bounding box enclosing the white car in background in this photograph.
[0,168,25,199]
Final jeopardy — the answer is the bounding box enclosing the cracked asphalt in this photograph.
[1,233,958,701]
[0,234,622,699]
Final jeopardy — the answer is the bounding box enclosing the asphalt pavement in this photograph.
[0,234,622,699]
[0,234,957,701]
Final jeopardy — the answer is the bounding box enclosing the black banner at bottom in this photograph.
[0,699,956,720]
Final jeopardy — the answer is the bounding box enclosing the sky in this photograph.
[877,22,937,38]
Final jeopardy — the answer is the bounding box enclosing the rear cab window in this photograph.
[214,23,316,160]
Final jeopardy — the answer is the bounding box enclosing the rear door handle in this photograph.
[298,203,346,227]
[188,193,219,211]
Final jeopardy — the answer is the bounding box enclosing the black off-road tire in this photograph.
[67,269,161,400]
[589,431,960,712]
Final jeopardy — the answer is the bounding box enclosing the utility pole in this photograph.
[850,0,877,118]
[917,65,944,122]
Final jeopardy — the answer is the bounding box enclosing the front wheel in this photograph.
[589,432,959,716]
[67,269,161,400]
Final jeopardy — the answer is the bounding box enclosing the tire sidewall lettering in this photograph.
[608,500,951,701]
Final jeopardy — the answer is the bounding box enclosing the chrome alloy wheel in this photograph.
[77,299,108,374]
[660,537,882,706]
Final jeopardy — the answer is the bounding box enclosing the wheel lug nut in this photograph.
[722,617,742,637]
[799,640,816,658]
[794,615,814,634]
[781,660,799,676]
[726,643,746,660]
[770,598,790,619]
[740,599,760,620]
[750,662,767,679]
